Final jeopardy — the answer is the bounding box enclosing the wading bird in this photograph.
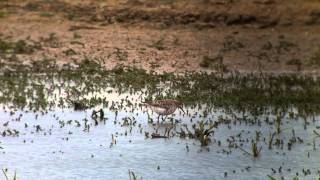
[144,99,185,121]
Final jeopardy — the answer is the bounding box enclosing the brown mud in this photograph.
[0,0,320,73]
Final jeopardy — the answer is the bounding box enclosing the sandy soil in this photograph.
[0,0,320,73]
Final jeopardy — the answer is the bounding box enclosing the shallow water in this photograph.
[1,97,320,180]
[0,67,320,179]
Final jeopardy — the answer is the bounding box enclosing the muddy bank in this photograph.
[0,0,320,73]
[12,0,320,28]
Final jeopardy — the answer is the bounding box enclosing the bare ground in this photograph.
[1,0,320,73]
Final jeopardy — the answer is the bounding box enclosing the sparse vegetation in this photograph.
[41,33,61,48]
[308,47,320,66]
[63,48,77,56]
[128,170,138,180]
[2,169,17,180]
[0,10,7,18]
[150,37,165,50]
[0,38,34,54]
[286,59,302,70]
[199,55,228,72]
[39,12,54,17]
[114,48,128,61]
[193,121,215,146]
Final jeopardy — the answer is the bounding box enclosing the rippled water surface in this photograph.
[1,92,320,180]
[1,62,320,179]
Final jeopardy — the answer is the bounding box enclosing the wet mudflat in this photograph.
[0,59,320,180]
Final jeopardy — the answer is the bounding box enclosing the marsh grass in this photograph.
[238,137,262,158]
[2,169,17,180]
[0,10,7,18]
[0,58,319,116]
[63,48,77,56]
[193,121,215,146]
[251,140,262,157]
[128,170,137,180]
[0,38,35,54]
[40,33,61,48]
[308,47,320,66]
[39,12,54,17]
[150,37,165,50]
[286,59,302,70]
[0,38,12,53]
[199,55,228,72]
[114,48,128,61]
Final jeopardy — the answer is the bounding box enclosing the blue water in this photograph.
[0,93,319,179]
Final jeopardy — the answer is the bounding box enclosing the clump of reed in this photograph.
[193,121,215,146]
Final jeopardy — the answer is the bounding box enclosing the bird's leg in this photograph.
[157,115,160,123]
[164,128,168,137]
[167,125,173,137]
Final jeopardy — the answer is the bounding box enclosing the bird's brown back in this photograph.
[146,99,181,109]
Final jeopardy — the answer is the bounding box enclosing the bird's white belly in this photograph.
[151,106,176,115]
[151,106,166,114]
